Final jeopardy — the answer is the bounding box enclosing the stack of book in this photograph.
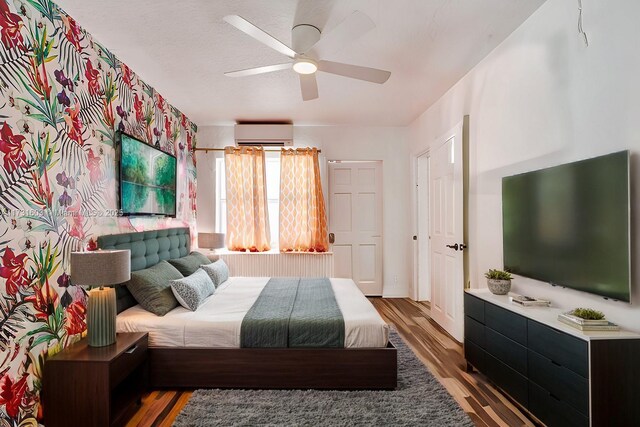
[509,294,551,307]
[558,312,620,331]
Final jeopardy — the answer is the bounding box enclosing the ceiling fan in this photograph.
[223,11,391,101]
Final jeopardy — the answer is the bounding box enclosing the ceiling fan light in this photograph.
[293,59,318,75]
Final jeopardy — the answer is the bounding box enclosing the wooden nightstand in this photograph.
[43,332,148,427]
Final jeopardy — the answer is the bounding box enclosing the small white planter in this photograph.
[487,278,511,295]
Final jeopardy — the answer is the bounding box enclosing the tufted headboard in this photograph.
[97,227,190,312]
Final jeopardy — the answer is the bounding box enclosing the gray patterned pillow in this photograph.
[201,259,229,287]
[170,268,216,311]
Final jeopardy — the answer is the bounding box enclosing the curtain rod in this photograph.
[193,147,321,153]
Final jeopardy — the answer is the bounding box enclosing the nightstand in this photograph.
[43,332,148,427]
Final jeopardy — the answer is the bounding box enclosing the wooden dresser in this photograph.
[464,290,640,427]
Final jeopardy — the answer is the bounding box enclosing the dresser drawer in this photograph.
[485,328,527,375]
[528,320,588,378]
[465,316,485,347]
[529,381,589,427]
[485,303,527,345]
[465,340,487,373]
[528,350,588,416]
[464,293,484,323]
[110,338,148,386]
[485,352,528,407]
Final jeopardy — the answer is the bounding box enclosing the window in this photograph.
[215,153,281,249]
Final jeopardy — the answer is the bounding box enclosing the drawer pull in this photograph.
[125,344,138,354]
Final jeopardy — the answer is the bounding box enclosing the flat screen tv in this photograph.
[502,150,630,302]
[118,132,176,216]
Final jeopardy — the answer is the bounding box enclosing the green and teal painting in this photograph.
[121,134,177,215]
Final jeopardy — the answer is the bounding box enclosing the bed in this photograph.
[98,228,397,390]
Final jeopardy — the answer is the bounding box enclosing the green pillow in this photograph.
[167,251,211,276]
[126,261,184,316]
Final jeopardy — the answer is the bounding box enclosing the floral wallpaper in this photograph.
[0,0,197,424]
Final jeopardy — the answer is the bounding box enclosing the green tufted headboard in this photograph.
[97,227,190,312]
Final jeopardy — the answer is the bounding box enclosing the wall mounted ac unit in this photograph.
[235,124,293,147]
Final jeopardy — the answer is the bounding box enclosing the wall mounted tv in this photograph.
[118,132,177,216]
[502,150,630,302]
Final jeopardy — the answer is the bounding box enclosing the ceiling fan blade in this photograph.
[225,63,292,77]
[318,60,390,84]
[224,15,297,58]
[310,11,375,57]
[299,73,319,101]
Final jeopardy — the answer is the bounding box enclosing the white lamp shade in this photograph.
[70,250,131,286]
[198,232,225,249]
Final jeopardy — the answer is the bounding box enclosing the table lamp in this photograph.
[71,250,131,347]
[198,232,225,252]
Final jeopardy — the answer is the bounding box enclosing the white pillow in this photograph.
[170,268,215,311]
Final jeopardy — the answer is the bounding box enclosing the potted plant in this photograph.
[485,269,513,295]
[570,308,605,320]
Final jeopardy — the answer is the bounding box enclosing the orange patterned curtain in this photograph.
[279,148,329,252]
[224,146,271,252]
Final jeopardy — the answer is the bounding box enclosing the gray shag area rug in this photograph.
[173,330,473,426]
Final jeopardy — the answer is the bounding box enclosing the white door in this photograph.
[430,123,464,342]
[329,161,383,295]
[416,153,430,301]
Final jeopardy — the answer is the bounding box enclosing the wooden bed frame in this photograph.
[99,228,397,390]
[149,343,397,390]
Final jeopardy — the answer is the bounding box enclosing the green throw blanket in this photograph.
[240,277,345,348]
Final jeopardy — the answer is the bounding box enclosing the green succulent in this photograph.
[484,269,513,280]
[571,308,605,320]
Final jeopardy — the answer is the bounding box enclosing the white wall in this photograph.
[196,125,412,297]
[195,126,229,234]
[408,0,640,332]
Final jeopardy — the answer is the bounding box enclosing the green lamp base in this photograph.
[87,287,116,347]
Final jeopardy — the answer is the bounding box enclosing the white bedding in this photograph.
[117,277,390,348]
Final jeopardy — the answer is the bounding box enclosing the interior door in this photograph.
[329,161,383,295]
[416,153,430,301]
[430,124,464,342]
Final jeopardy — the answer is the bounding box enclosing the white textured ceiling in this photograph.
[56,0,545,126]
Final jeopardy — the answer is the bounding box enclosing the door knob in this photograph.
[459,243,467,250]
[329,233,335,244]
[446,243,459,251]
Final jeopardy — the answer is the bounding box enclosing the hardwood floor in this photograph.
[370,298,536,427]
[126,298,535,427]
